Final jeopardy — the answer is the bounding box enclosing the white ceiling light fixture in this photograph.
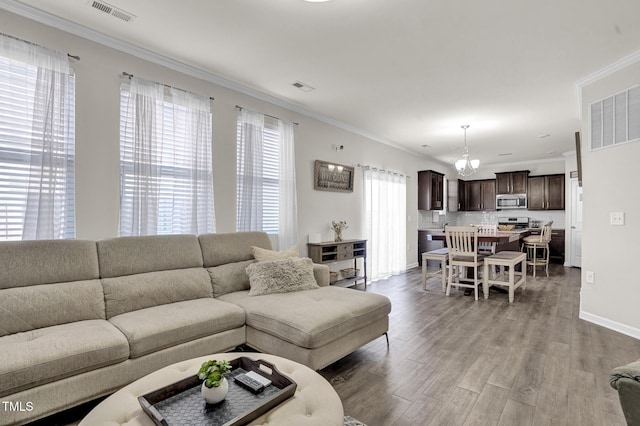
[455,125,480,177]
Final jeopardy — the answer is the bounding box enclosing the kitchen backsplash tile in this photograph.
[418,209,565,229]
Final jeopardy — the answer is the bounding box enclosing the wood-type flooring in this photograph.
[319,264,640,426]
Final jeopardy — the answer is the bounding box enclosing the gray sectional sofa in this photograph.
[0,232,391,425]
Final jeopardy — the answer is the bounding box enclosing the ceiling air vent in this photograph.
[89,0,136,22]
[292,81,315,92]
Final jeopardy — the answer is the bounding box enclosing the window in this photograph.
[236,109,298,248]
[236,117,280,234]
[0,35,75,241]
[119,77,214,236]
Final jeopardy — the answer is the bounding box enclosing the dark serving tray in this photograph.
[138,357,297,426]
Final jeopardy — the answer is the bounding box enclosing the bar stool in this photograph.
[421,248,449,291]
[522,221,553,277]
[483,251,527,303]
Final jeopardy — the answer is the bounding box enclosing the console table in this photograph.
[307,239,367,289]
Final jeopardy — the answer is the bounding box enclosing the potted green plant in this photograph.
[198,359,232,404]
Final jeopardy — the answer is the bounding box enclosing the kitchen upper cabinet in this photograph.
[418,170,445,210]
[457,180,467,211]
[495,171,529,194]
[462,179,496,211]
[528,174,565,210]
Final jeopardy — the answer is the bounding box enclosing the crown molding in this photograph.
[0,0,441,162]
[574,48,640,119]
[482,156,565,168]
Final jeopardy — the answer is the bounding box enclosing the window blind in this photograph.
[0,49,75,240]
[236,118,280,234]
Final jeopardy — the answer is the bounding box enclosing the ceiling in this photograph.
[6,0,640,167]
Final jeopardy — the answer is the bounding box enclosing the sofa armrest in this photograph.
[313,264,330,287]
[610,359,640,426]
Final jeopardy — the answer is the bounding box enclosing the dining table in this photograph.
[426,229,529,295]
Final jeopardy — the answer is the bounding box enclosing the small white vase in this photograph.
[201,377,229,404]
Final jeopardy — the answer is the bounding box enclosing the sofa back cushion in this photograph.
[101,268,213,318]
[0,239,104,336]
[0,239,99,289]
[198,232,271,267]
[97,235,211,318]
[0,281,105,337]
[207,259,255,297]
[97,234,203,278]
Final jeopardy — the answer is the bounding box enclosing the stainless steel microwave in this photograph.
[496,194,527,209]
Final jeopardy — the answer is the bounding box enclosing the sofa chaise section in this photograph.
[220,286,391,370]
[199,232,392,370]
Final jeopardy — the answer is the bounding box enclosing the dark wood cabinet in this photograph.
[495,171,529,194]
[457,180,467,211]
[418,170,445,210]
[418,231,429,266]
[462,179,496,211]
[528,174,565,210]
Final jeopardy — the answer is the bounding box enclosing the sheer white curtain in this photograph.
[236,109,265,233]
[0,34,75,240]
[236,109,298,249]
[277,119,298,249]
[363,167,406,281]
[119,76,214,236]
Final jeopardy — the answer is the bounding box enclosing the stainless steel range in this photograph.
[497,217,529,229]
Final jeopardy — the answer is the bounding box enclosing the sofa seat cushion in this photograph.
[109,298,246,358]
[219,287,391,349]
[0,320,129,397]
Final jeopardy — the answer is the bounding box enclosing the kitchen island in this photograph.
[418,228,565,264]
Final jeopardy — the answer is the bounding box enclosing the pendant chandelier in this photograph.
[455,125,480,177]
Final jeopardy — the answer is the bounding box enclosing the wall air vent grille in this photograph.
[89,0,136,22]
[590,84,640,150]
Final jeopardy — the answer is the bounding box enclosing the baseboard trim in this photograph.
[579,309,640,340]
[406,262,419,270]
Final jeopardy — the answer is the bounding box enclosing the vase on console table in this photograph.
[330,220,348,242]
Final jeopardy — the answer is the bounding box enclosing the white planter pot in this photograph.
[201,377,229,404]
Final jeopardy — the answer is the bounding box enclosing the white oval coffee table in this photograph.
[79,352,343,425]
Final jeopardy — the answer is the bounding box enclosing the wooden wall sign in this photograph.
[314,160,354,192]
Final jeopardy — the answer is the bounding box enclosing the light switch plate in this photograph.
[610,212,625,226]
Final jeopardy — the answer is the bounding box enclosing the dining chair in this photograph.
[445,226,486,301]
[522,221,553,277]
[477,224,497,255]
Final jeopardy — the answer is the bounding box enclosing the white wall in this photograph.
[580,61,640,336]
[0,10,447,269]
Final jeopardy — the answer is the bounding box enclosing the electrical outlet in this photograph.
[610,212,625,226]
[585,271,595,284]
